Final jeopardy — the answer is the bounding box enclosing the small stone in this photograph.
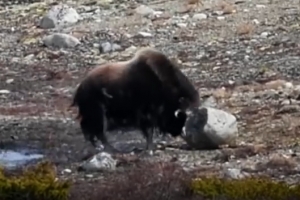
[181,14,189,20]
[228,80,235,85]
[201,96,218,108]
[6,79,14,84]
[39,4,80,29]
[265,79,287,90]
[176,23,187,28]
[99,42,122,53]
[85,174,94,178]
[276,104,300,114]
[79,152,117,172]
[285,82,294,89]
[260,32,269,38]
[252,19,259,25]
[43,33,80,48]
[192,13,207,20]
[0,90,10,94]
[137,31,152,38]
[135,5,155,17]
[256,4,266,8]
[257,153,297,171]
[213,11,224,16]
[294,84,300,90]
[24,54,35,60]
[97,0,114,6]
[217,16,225,20]
[63,169,72,173]
[223,168,245,179]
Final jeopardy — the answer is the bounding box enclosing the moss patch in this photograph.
[190,177,300,200]
[0,161,71,200]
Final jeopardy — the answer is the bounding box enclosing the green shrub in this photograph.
[190,177,300,200]
[0,161,71,200]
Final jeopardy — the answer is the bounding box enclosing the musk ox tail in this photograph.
[70,79,107,121]
[70,83,86,120]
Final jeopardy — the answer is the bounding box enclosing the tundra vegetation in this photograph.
[0,0,300,199]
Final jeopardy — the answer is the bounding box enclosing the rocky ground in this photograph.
[0,0,300,195]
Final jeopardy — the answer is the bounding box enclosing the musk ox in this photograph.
[71,47,199,153]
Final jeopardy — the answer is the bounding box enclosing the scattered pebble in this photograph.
[43,33,80,48]
[137,31,152,38]
[192,13,208,20]
[260,32,269,38]
[63,169,72,173]
[99,41,122,53]
[217,16,225,20]
[78,152,117,172]
[0,90,10,94]
[223,168,247,179]
[256,4,266,8]
[252,19,259,25]
[176,23,187,28]
[6,79,14,84]
[135,5,155,17]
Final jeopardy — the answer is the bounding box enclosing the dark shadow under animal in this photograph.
[71,48,199,154]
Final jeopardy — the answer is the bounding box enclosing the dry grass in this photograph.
[216,1,236,14]
[236,23,255,35]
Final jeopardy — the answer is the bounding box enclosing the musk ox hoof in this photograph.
[102,145,121,154]
[134,148,155,157]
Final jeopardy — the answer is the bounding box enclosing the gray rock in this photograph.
[213,11,224,16]
[39,4,80,29]
[182,107,238,149]
[223,168,246,179]
[79,152,117,172]
[137,31,152,38]
[260,32,269,38]
[192,13,207,20]
[99,41,122,53]
[0,90,10,94]
[43,33,80,48]
[201,96,218,108]
[217,16,225,20]
[176,23,187,28]
[135,5,155,17]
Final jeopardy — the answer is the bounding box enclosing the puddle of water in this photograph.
[0,149,44,169]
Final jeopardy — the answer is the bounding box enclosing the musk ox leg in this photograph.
[79,109,119,154]
[96,109,120,154]
[139,127,155,156]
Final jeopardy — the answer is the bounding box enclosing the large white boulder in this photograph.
[182,106,238,149]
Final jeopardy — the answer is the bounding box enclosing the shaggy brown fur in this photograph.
[71,47,199,153]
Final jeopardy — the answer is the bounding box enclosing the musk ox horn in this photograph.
[175,109,184,118]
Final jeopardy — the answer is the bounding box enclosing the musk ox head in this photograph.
[172,67,200,111]
[157,109,188,137]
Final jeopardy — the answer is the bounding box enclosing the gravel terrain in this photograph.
[0,0,300,193]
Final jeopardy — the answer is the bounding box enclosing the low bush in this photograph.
[0,161,71,200]
[190,176,300,200]
[70,160,300,200]
[1,160,300,200]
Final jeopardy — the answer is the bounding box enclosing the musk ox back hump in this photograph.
[134,48,200,110]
